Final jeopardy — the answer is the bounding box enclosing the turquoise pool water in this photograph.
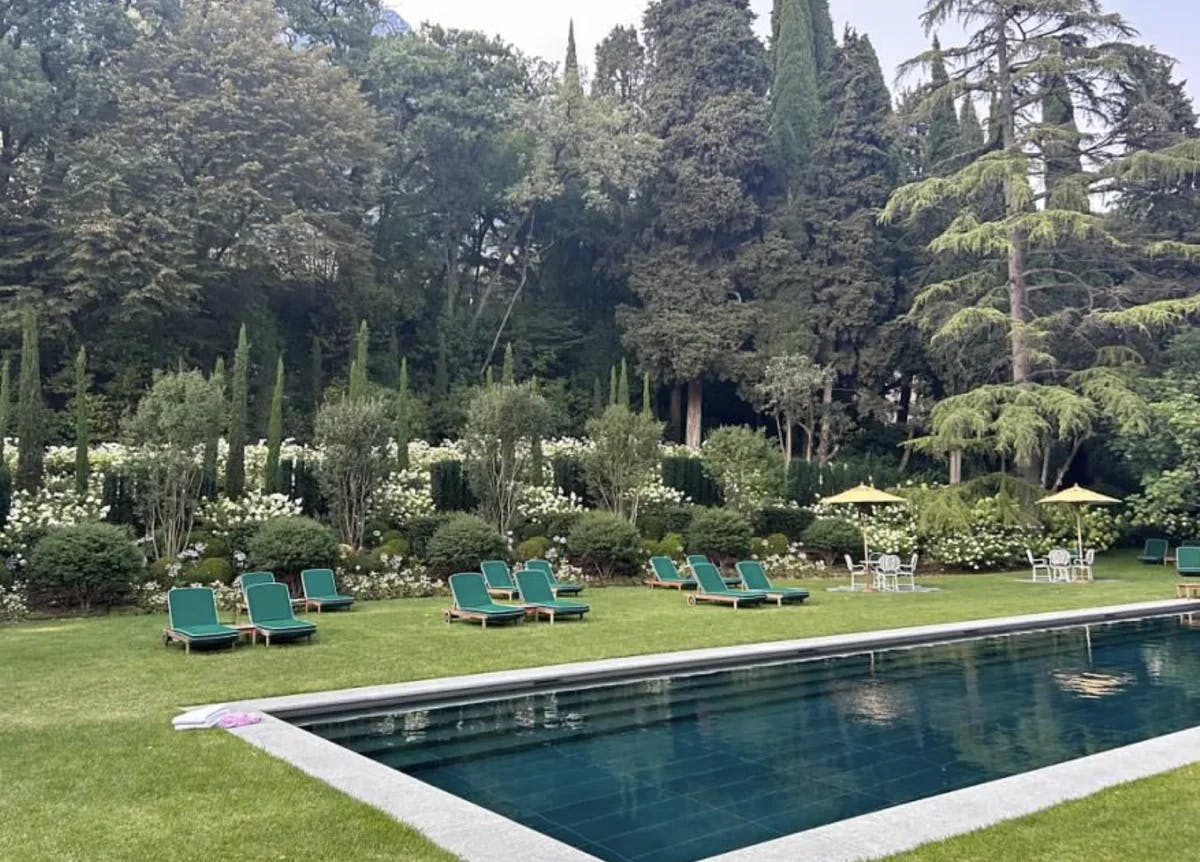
[297,616,1200,861]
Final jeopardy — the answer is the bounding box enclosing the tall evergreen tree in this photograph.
[592,375,605,416]
[564,19,583,106]
[396,357,411,471]
[202,357,225,499]
[74,347,89,496]
[349,320,369,400]
[770,0,820,198]
[0,357,9,464]
[924,37,961,172]
[225,324,249,498]
[15,310,43,492]
[642,372,653,418]
[501,342,515,386]
[957,97,985,157]
[592,25,645,104]
[263,356,284,494]
[808,0,836,73]
[310,334,324,409]
[618,358,630,406]
[609,365,619,406]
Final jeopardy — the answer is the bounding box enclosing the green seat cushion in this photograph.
[254,618,316,633]
[173,624,238,640]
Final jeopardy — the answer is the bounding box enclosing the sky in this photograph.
[389,0,1198,100]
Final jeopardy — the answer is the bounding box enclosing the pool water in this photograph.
[297,616,1200,862]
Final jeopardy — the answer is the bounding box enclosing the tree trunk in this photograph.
[1053,437,1084,490]
[996,15,1031,387]
[949,449,963,485]
[668,384,682,443]
[1039,445,1052,488]
[685,379,702,450]
[816,379,834,465]
[897,376,913,425]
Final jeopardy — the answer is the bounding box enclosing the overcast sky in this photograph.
[389,1,1197,100]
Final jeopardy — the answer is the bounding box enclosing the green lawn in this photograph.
[3,555,1198,861]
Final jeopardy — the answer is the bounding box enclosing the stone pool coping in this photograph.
[180,599,1200,862]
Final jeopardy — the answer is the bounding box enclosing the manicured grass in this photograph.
[2,554,1196,860]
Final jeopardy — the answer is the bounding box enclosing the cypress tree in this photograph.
[1042,54,1086,211]
[434,323,449,397]
[957,97,985,157]
[384,330,400,388]
[225,324,249,498]
[564,19,583,105]
[618,358,630,406]
[642,372,653,418]
[74,347,89,496]
[925,37,961,172]
[808,0,836,73]
[770,0,821,197]
[396,357,410,471]
[202,356,225,499]
[484,365,494,390]
[591,375,604,416]
[15,309,43,492]
[349,320,369,400]
[0,356,10,463]
[263,356,284,494]
[608,365,618,406]
[529,377,544,487]
[501,342,515,386]
[310,334,324,408]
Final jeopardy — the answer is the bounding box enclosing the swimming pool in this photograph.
[293,615,1200,862]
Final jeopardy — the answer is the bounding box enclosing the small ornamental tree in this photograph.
[702,426,786,514]
[582,405,663,522]
[125,370,226,560]
[74,347,90,496]
[263,356,284,493]
[16,309,43,492]
[315,396,392,549]
[225,324,249,498]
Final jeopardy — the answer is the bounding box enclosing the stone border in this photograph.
[185,599,1200,862]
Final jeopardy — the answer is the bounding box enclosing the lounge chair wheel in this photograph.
[687,595,697,606]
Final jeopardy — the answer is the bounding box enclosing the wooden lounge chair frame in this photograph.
[689,562,767,609]
[644,556,695,590]
[480,560,520,599]
[444,573,527,628]
[163,587,241,653]
[735,561,809,606]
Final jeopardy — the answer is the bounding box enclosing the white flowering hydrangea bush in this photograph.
[195,491,303,545]
[372,468,437,525]
[0,580,30,622]
[0,488,111,553]
[338,553,444,599]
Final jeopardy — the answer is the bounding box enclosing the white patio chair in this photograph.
[875,554,901,592]
[1027,549,1051,582]
[1047,549,1073,582]
[896,553,918,591]
[845,554,869,591]
[1071,548,1096,582]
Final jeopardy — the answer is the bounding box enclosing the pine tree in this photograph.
[349,320,369,400]
[770,0,820,197]
[310,334,324,408]
[501,342,515,386]
[396,357,411,472]
[225,324,249,498]
[642,372,653,418]
[202,356,225,499]
[618,358,630,406]
[74,347,89,496]
[263,356,284,494]
[15,309,43,492]
[924,37,960,172]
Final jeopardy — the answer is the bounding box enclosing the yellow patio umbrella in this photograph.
[821,484,908,564]
[1036,484,1121,560]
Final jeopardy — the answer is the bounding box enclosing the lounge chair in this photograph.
[688,562,766,609]
[1177,547,1200,576]
[444,573,527,628]
[525,558,584,596]
[301,568,354,612]
[515,570,590,624]
[245,582,317,646]
[481,560,519,599]
[735,561,809,606]
[234,570,276,618]
[163,587,240,652]
[645,556,696,590]
[686,554,740,587]
[1137,538,1168,565]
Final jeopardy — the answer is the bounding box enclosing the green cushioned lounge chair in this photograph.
[645,556,696,590]
[164,587,240,653]
[689,562,766,609]
[515,570,589,624]
[301,568,354,612]
[686,554,740,587]
[1137,539,1168,565]
[481,560,519,599]
[735,560,810,606]
[245,582,317,646]
[525,559,584,596]
[234,570,276,620]
[445,573,527,628]
[1177,547,1200,576]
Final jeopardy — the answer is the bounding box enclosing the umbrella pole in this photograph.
[1076,507,1084,562]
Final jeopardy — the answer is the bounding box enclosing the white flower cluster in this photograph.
[0,488,110,552]
[338,556,444,600]
[637,475,689,507]
[0,580,30,623]
[372,469,437,524]
[755,547,828,580]
[407,440,464,469]
[543,437,592,459]
[196,491,303,537]
[516,485,585,522]
[134,581,241,614]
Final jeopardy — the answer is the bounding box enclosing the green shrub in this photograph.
[753,507,814,541]
[425,514,507,577]
[146,556,177,588]
[374,537,410,559]
[0,464,11,528]
[801,518,862,563]
[664,504,695,535]
[642,531,684,561]
[756,532,791,557]
[191,533,231,561]
[247,516,339,575]
[686,507,753,562]
[187,557,234,585]
[29,523,144,610]
[702,426,785,513]
[379,529,407,546]
[404,514,451,559]
[661,456,722,506]
[516,536,552,562]
[637,509,667,541]
[567,511,642,579]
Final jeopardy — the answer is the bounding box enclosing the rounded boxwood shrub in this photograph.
[642,531,684,561]
[187,557,234,585]
[190,532,231,561]
[801,517,862,563]
[247,516,339,575]
[567,511,642,580]
[404,514,452,559]
[516,535,552,562]
[757,532,791,558]
[424,514,506,577]
[29,523,144,611]
[753,507,815,541]
[686,507,752,563]
[374,537,410,560]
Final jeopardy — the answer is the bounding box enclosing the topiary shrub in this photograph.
[516,535,552,562]
[29,523,144,611]
[404,514,451,559]
[756,532,791,558]
[187,557,233,586]
[424,514,506,577]
[801,517,862,564]
[567,511,642,580]
[686,507,753,564]
[248,516,339,576]
[642,531,684,561]
[753,507,814,541]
